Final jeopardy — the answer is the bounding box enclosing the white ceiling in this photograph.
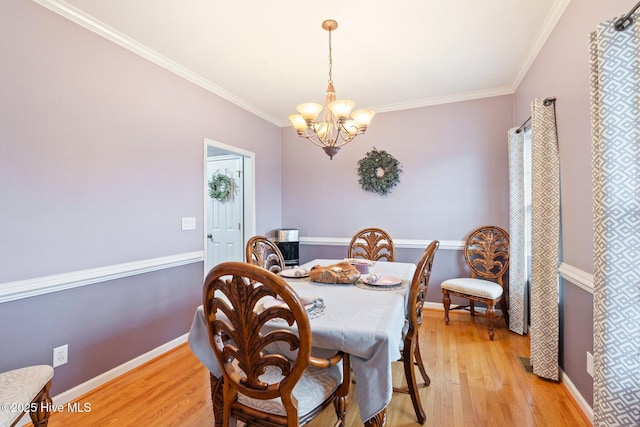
[36,0,569,126]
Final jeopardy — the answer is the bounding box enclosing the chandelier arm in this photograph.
[300,131,332,148]
[333,135,354,148]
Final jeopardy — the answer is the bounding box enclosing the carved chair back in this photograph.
[246,236,285,274]
[347,228,395,262]
[203,262,311,426]
[464,226,510,286]
[407,240,439,332]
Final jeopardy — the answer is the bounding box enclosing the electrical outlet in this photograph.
[586,351,593,377]
[53,344,68,368]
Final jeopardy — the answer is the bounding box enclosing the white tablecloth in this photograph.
[188,259,416,423]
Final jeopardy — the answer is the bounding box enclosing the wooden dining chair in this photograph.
[394,240,439,425]
[347,227,395,261]
[246,235,285,274]
[440,226,510,340]
[203,261,351,427]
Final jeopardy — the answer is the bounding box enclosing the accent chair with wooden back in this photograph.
[246,235,285,274]
[0,365,54,427]
[347,227,395,262]
[440,226,510,340]
[202,261,351,427]
[394,240,439,424]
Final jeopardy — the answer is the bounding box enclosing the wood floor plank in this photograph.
[34,309,591,427]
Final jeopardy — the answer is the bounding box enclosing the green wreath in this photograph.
[357,148,402,196]
[208,173,234,201]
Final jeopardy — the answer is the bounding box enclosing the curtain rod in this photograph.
[615,1,640,31]
[515,97,556,134]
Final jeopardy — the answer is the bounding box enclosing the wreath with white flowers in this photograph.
[208,173,234,201]
[357,148,402,196]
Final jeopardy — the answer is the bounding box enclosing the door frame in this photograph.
[203,138,256,275]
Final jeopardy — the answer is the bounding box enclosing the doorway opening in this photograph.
[204,138,255,274]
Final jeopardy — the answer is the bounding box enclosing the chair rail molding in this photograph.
[0,251,204,304]
[558,262,594,294]
[300,237,464,251]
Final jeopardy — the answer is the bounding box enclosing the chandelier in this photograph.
[288,20,375,160]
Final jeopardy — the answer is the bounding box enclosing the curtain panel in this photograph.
[508,129,527,335]
[590,15,640,427]
[529,98,560,381]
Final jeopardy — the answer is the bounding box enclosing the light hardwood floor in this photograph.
[39,310,591,427]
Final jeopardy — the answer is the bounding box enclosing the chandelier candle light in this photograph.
[288,20,375,160]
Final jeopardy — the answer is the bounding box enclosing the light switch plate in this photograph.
[181,217,196,230]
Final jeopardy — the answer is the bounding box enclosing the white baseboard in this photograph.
[424,301,445,311]
[54,332,188,404]
[16,332,189,425]
[560,369,594,424]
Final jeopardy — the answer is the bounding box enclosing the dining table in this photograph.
[188,258,416,427]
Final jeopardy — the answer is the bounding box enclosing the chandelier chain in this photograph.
[328,29,333,85]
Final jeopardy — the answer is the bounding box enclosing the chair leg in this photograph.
[470,300,476,316]
[210,373,224,427]
[413,337,430,387]
[404,337,426,424]
[333,395,348,427]
[334,354,350,427]
[486,305,496,341]
[29,380,52,427]
[443,292,451,324]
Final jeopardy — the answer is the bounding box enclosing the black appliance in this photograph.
[276,228,299,267]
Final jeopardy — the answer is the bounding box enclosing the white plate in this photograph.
[279,268,310,278]
[361,274,402,287]
[261,297,314,311]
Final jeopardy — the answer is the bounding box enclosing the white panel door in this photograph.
[206,156,243,271]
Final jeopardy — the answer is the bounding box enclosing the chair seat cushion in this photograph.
[0,365,53,425]
[237,361,343,418]
[441,277,503,300]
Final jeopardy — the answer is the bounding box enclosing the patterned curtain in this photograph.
[590,14,640,427]
[508,129,527,335]
[529,98,560,381]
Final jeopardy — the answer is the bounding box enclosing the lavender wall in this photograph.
[282,95,514,306]
[281,96,513,240]
[0,0,281,395]
[514,0,632,408]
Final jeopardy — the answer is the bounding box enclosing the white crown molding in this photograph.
[558,262,593,294]
[370,86,514,114]
[299,237,464,251]
[30,0,283,127]
[31,0,569,128]
[510,0,571,91]
[0,251,204,304]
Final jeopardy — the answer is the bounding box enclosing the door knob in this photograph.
[207,234,213,241]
